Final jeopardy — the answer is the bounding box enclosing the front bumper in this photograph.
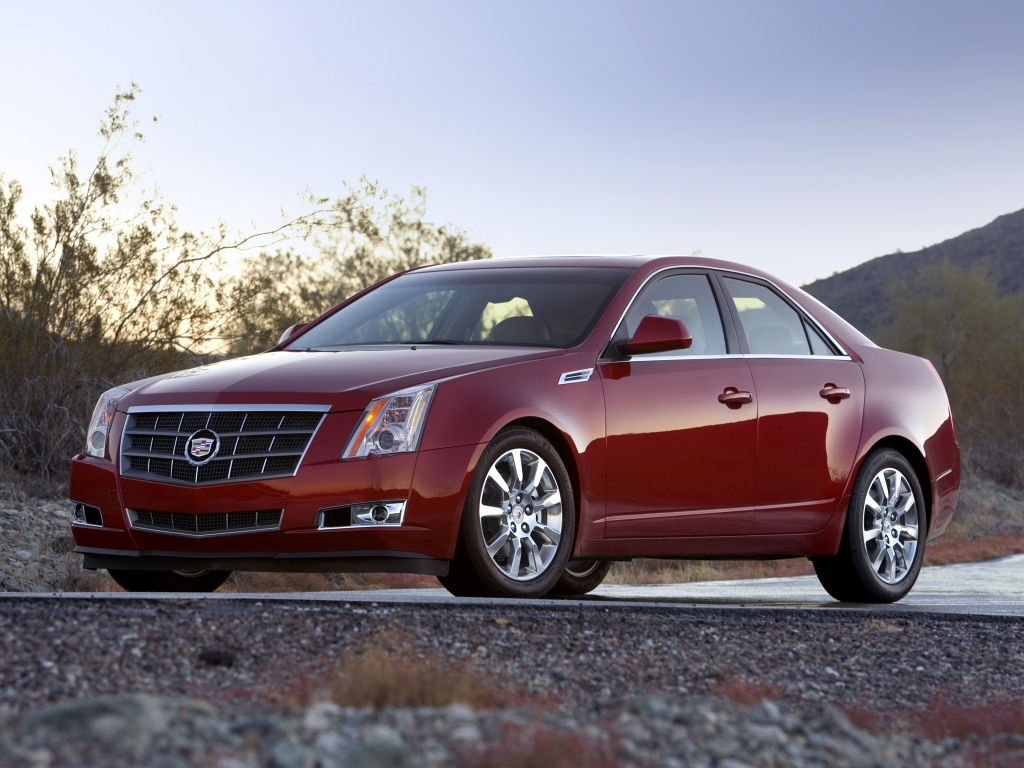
[69,426,482,571]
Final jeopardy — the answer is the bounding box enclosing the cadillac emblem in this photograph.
[185,429,220,466]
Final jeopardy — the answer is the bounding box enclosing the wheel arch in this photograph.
[858,435,933,527]
[502,416,583,537]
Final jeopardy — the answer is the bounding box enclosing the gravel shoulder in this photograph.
[1,596,1022,766]
[2,484,1023,765]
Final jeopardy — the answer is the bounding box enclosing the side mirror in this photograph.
[622,315,692,355]
[277,323,308,345]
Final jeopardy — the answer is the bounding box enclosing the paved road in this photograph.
[7,554,1022,617]
[588,554,1024,617]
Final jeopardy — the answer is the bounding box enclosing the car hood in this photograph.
[120,346,566,412]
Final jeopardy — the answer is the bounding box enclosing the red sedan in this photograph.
[70,256,959,602]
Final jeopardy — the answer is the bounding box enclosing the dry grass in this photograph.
[471,722,617,768]
[309,645,525,710]
[223,571,337,592]
[54,553,117,592]
[606,557,816,585]
[928,531,1024,565]
[713,680,785,705]
[223,571,438,592]
[846,697,1024,740]
[865,618,904,634]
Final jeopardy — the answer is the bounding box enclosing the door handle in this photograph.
[718,389,753,407]
[819,384,851,401]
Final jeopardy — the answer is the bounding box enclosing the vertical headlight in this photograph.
[85,386,131,459]
[343,384,436,459]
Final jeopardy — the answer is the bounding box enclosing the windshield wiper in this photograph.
[407,339,468,345]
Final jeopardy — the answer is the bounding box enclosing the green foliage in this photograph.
[878,263,1024,488]
[0,87,490,482]
[226,182,491,354]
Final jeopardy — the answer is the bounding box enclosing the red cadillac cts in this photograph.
[69,256,960,602]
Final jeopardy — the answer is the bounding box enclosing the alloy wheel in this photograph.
[862,467,920,584]
[477,447,563,581]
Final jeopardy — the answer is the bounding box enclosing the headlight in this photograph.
[85,386,131,459]
[343,384,436,459]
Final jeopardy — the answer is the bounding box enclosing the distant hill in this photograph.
[802,207,1024,334]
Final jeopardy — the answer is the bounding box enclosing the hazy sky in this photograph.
[3,1,1023,285]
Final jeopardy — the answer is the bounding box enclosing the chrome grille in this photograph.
[129,508,283,536]
[120,406,327,486]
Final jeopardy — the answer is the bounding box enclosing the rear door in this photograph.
[718,274,865,534]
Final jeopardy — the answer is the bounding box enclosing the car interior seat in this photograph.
[488,316,551,344]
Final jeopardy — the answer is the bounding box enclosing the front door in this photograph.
[600,272,758,538]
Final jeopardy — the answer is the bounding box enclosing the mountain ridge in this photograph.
[802,207,1024,333]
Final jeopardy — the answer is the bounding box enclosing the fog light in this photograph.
[353,501,404,526]
[315,500,407,529]
[71,502,103,526]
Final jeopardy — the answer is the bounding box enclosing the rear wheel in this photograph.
[813,448,926,603]
[550,559,612,596]
[107,569,232,593]
[440,427,575,598]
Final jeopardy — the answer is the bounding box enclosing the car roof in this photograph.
[415,254,779,279]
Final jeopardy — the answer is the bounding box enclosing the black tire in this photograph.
[443,427,576,599]
[812,448,927,603]
[550,559,613,596]
[107,569,232,593]
[436,541,490,597]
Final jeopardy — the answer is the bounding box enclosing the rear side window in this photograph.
[620,273,727,356]
[721,276,837,356]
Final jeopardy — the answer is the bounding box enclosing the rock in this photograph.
[341,740,424,768]
[24,694,169,753]
[303,700,342,732]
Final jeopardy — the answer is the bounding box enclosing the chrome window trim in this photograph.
[603,264,850,359]
[742,353,854,361]
[119,404,330,485]
[619,353,854,363]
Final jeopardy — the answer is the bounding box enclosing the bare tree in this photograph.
[0,86,472,482]
[226,181,492,355]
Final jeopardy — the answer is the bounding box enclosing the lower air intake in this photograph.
[128,508,283,536]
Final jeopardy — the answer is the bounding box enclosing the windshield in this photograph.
[286,266,632,350]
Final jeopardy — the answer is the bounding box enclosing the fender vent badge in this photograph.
[558,368,594,385]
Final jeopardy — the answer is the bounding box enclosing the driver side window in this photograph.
[622,274,727,356]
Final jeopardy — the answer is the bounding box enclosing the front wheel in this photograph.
[813,448,927,603]
[107,569,232,593]
[443,427,576,598]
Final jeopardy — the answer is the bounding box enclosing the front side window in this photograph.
[618,273,728,356]
[287,267,632,350]
[721,276,836,356]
